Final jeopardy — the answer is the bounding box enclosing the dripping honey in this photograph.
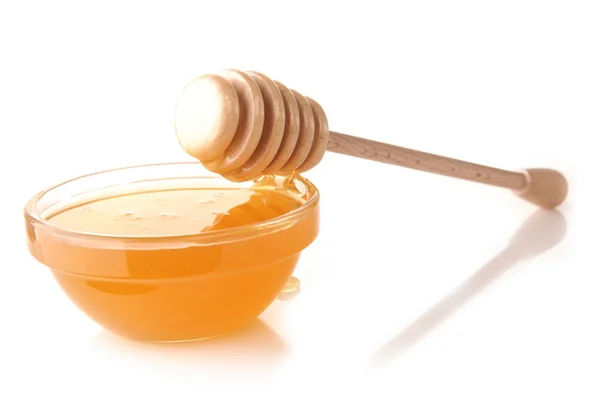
[26,173,319,341]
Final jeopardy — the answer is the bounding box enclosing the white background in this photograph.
[1,0,599,401]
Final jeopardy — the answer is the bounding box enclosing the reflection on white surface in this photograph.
[89,318,289,372]
[370,209,568,365]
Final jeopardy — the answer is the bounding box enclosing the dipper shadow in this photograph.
[90,318,289,371]
[369,208,568,366]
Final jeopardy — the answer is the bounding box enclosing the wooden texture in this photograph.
[174,74,239,162]
[263,81,301,174]
[327,131,528,190]
[174,69,569,208]
[327,132,568,208]
[280,89,315,173]
[203,69,264,173]
[513,168,569,209]
[224,71,285,182]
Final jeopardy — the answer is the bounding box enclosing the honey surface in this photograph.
[48,186,303,237]
[31,178,318,341]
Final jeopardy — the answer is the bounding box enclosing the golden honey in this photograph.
[25,164,319,341]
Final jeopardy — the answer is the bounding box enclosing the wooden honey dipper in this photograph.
[174,69,568,209]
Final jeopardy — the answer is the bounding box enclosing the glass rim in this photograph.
[24,162,320,246]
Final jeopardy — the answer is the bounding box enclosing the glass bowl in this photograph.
[24,162,319,342]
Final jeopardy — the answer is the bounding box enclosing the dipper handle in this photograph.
[327,132,568,209]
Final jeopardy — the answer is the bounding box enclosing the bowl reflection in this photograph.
[90,318,289,371]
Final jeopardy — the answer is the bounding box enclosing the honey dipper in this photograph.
[174,69,568,209]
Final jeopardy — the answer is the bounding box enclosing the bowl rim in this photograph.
[24,161,320,246]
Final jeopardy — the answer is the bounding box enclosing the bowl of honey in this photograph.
[24,162,319,342]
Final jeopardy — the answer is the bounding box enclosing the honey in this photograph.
[279,276,300,294]
[25,165,319,342]
[48,186,303,237]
